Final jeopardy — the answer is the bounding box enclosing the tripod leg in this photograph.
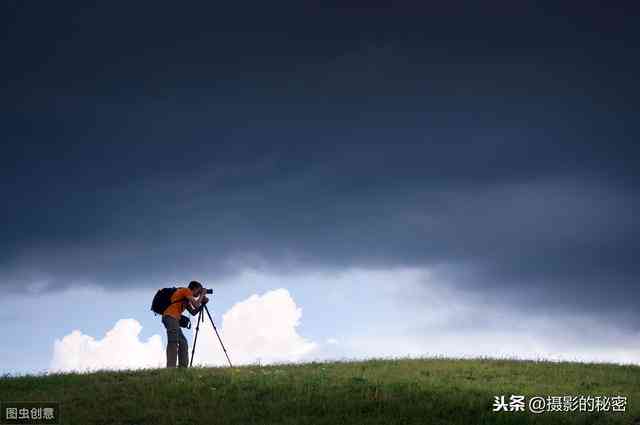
[189,307,204,367]
[203,305,233,367]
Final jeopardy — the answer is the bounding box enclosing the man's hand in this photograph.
[185,297,201,315]
[184,293,201,313]
[201,295,209,305]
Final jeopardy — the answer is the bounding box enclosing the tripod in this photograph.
[189,303,233,367]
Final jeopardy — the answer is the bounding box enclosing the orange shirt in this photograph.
[163,287,193,319]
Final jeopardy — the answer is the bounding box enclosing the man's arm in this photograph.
[185,302,200,315]
[185,294,208,315]
[185,293,207,315]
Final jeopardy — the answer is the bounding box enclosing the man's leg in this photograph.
[178,329,189,368]
[162,315,180,368]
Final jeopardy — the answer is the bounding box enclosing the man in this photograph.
[162,280,209,368]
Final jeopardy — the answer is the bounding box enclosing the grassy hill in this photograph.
[1,358,638,424]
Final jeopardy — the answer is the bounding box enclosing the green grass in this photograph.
[1,358,638,424]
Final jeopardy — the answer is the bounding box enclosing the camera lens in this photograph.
[206,289,213,294]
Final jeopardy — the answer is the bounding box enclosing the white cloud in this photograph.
[49,288,318,372]
[191,288,318,366]
[49,319,164,373]
[45,268,640,374]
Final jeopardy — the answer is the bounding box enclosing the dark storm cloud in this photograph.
[2,3,639,320]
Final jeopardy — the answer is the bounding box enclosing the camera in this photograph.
[179,315,191,329]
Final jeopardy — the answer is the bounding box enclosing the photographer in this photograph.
[161,280,209,368]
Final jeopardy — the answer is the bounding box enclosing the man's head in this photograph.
[188,280,203,297]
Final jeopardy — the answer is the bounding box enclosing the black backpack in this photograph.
[151,287,185,315]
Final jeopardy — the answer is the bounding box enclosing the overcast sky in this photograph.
[2,2,639,374]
